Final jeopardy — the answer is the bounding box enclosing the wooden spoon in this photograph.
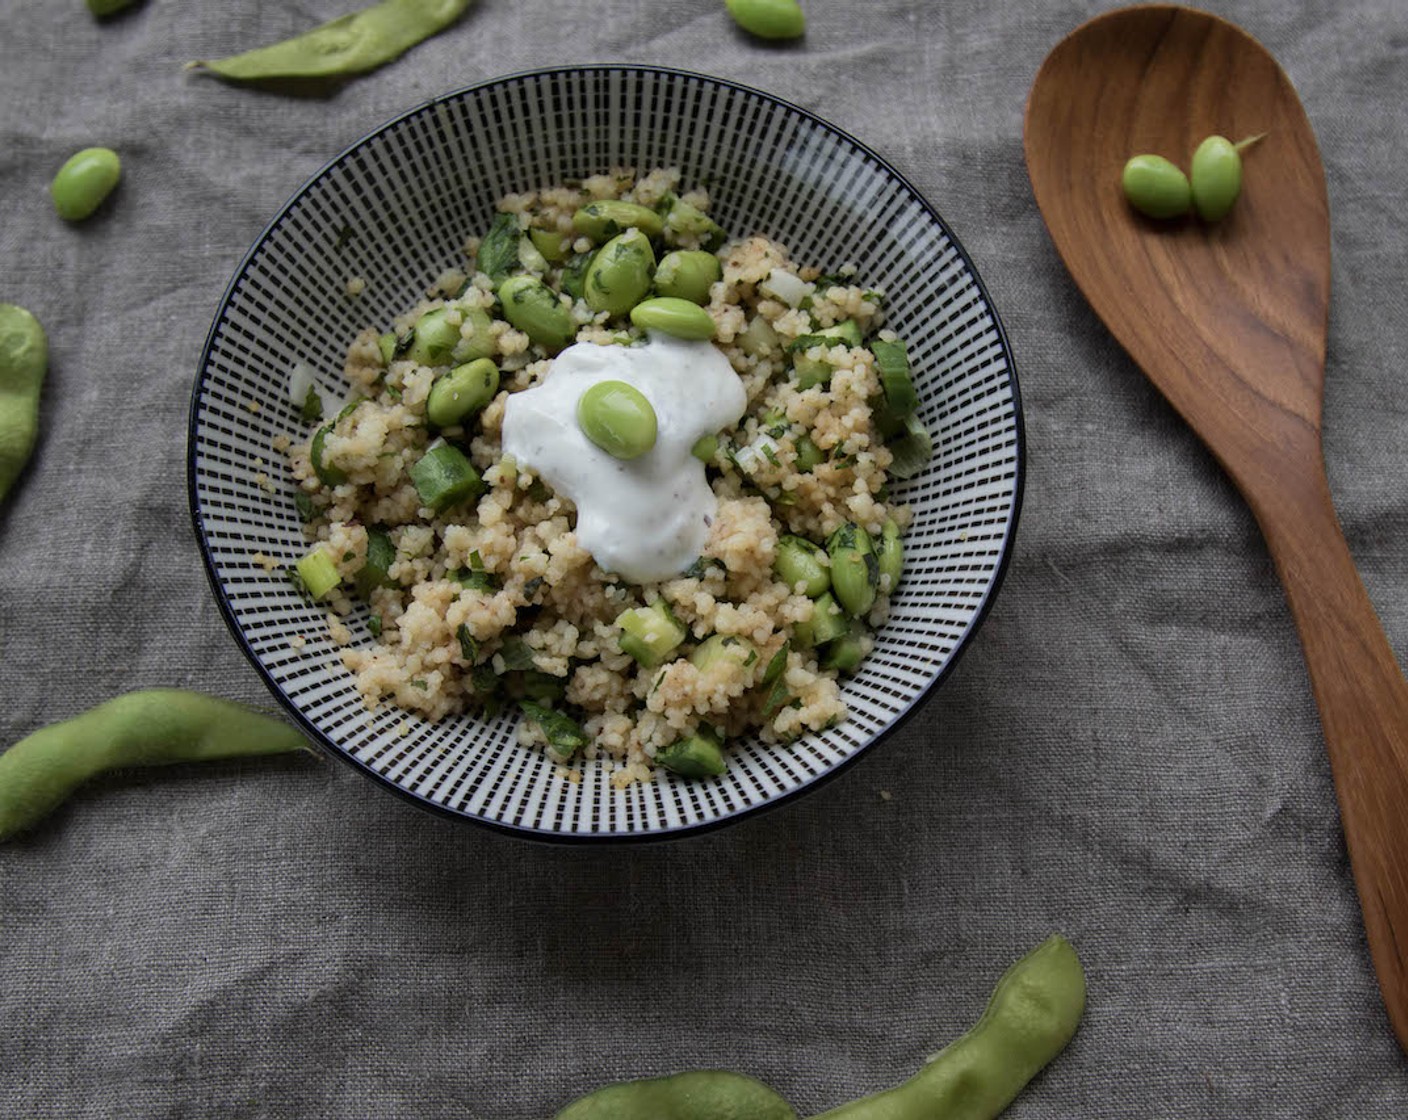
[1025,4,1408,1053]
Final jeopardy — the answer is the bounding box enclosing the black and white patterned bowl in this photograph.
[187,66,1024,841]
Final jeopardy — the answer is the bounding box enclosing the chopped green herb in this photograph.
[518,700,588,762]
[368,613,382,639]
[293,492,315,523]
[497,637,537,671]
[477,212,522,285]
[456,623,478,664]
[299,384,324,425]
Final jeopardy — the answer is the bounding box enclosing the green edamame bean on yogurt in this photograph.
[576,380,658,460]
[50,147,122,221]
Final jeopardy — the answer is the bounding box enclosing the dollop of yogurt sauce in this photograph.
[501,333,746,584]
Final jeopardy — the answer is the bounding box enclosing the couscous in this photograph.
[284,167,929,785]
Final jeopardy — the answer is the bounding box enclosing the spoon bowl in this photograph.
[1026,4,1408,1053]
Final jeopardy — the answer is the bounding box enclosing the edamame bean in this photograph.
[813,935,1086,1119]
[1121,154,1191,219]
[660,197,727,251]
[774,535,830,597]
[50,147,122,222]
[577,380,657,460]
[655,249,722,304]
[0,303,48,503]
[1190,134,1242,222]
[725,0,806,40]
[0,690,307,842]
[629,297,716,340]
[499,275,576,354]
[426,357,498,428]
[187,0,472,84]
[555,1070,796,1120]
[826,522,878,618]
[876,518,903,594]
[585,228,655,317]
[572,200,663,241]
[529,227,572,264]
[407,307,460,366]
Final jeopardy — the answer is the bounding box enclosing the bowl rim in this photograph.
[186,62,1027,845]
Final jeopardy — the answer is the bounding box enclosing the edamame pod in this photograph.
[498,275,575,353]
[0,303,48,502]
[86,0,140,15]
[555,1070,796,1120]
[585,228,656,317]
[0,690,307,842]
[725,0,806,40]
[187,0,472,84]
[812,935,1086,1119]
[426,358,499,428]
[655,249,722,304]
[572,200,663,241]
[826,522,878,617]
[629,297,716,340]
[50,147,122,222]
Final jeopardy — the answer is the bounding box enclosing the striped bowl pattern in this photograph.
[187,66,1024,841]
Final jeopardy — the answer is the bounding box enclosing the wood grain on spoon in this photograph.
[1025,4,1408,1054]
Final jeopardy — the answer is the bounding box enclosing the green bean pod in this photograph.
[499,275,576,353]
[555,1070,797,1120]
[811,935,1085,1120]
[187,0,472,84]
[585,228,656,317]
[0,690,307,842]
[0,303,48,502]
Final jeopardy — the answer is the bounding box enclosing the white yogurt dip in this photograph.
[501,334,747,583]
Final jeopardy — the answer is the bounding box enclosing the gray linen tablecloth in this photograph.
[3,0,1407,1115]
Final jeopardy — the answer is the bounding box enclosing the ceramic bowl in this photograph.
[187,65,1024,840]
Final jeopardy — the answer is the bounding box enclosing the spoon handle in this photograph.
[1251,460,1408,1053]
